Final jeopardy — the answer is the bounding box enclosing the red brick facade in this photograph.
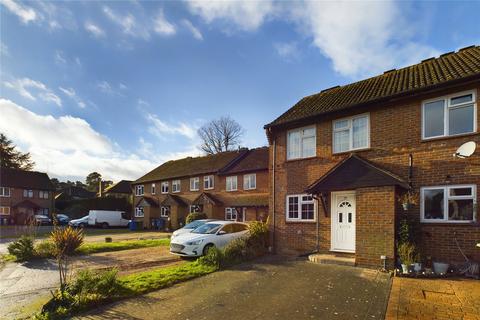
[268,82,480,268]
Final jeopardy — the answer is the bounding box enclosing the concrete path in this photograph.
[77,257,392,320]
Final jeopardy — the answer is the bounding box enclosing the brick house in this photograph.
[265,45,480,269]
[131,147,268,229]
[0,168,55,225]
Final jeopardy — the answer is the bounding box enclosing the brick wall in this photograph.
[270,82,480,266]
[0,187,54,224]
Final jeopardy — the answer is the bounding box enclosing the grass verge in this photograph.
[76,238,170,255]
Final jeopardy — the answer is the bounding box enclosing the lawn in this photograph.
[0,226,139,239]
[77,238,170,255]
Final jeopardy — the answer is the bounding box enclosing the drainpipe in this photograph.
[271,137,276,254]
[312,194,321,253]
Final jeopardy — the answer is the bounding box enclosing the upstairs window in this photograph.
[422,91,476,139]
[39,191,49,199]
[286,194,315,222]
[0,187,11,197]
[135,185,144,196]
[421,185,476,223]
[172,180,181,193]
[151,183,156,195]
[287,126,316,160]
[226,176,238,192]
[23,189,33,198]
[161,182,169,194]
[204,175,214,190]
[190,177,200,191]
[333,114,369,153]
[243,174,256,190]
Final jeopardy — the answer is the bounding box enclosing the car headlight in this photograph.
[186,239,204,246]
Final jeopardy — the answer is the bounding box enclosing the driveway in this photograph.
[78,256,392,320]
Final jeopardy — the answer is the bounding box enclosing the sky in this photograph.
[1,0,479,182]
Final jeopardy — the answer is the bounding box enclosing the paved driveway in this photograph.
[78,257,392,320]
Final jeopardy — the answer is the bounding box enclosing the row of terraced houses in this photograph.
[132,45,480,269]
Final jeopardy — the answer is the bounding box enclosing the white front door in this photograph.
[331,192,356,253]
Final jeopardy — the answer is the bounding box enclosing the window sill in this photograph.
[332,147,371,156]
[285,219,317,224]
[421,220,477,225]
[421,131,478,143]
[286,156,317,163]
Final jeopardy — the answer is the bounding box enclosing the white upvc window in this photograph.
[225,207,238,221]
[286,194,316,222]
[287,126,316,160]
[421,185,476,223]
[204,175,214,190]
[161,182,169,194]
[160,206,170,217]
[0,187,10,197]
[39,191,49,199]
[333,114,370,154]
[0,206,10,215]
[190,204,203,213]
[151,183,156,195]
[23,189,33,198]
[190,177,200,191]
[172,180,181,193]
[243,173,256,190]
[226,176,238,192]
[134,207,144,217]
[422,90,476,139]
[135,185,144,196]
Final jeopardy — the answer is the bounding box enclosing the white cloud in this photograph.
[146,113,197,140]
[0,99,160,181]
[274,42,299,61]
[0,0,37,24]
[96,81,125,97]
[119,83,128,90]
[181,19,203,40]
[54,50,66,65]
[3,77,62,106]
[0,42,9,56]
[59,87,86,108]
[186,0,274,32]
[153,9,176,36]
[289,1,439,77]
[103,5,150,40]
[84,21,105,38]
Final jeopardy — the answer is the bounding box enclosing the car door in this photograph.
[230,223,248,241]
[215,224,234,249]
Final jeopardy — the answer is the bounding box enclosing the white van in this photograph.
[87,210,130,228]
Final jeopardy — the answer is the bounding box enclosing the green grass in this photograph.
[0,227,166,239]
[76,238,170,255]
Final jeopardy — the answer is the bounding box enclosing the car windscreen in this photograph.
[192,223,222,234]
[183,220,206,229]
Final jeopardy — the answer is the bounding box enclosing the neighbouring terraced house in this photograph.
[131,147,269,229]
[265,45,480,269]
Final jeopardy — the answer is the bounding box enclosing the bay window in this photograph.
[286,194,316,221]
[421,185,476,222]
[333,114,369,153]
[287,126,316,160]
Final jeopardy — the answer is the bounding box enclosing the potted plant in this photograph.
[413,251,422,272]
[433,261,449,275]
[398,242,415,274]
[397,191,419,211]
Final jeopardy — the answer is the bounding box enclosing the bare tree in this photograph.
[198,116,244,154]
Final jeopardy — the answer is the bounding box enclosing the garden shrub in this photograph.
[7,236,34,261]
[197,246,224,269]
[35,241,56,259]
[185,212,208,224]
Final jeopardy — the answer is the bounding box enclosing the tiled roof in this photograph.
[133,149,248,184]
[160,194,188,207]
[104,180,132,194]
[192,192,222,206]
[220,194,269,207]
[0,167,54,190]
[266,45,480,128]
[219,147,269,175]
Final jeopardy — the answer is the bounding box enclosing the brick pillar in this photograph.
[356,186,396,269]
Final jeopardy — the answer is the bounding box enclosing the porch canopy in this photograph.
[192,193,222,206]
[135,196,159,208]
[12,200,41,209]
[161,194,188,207]
[306,154,409,194]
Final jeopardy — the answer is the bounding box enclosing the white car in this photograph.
[170,221,248,257]
[87,210,130,228]
[170,219,217,240]
[69,215,89,228]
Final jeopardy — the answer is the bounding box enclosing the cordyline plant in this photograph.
[50,226,84,291]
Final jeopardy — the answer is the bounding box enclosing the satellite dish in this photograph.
[454,141,476,158]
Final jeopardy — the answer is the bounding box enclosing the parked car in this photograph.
[34,215,51,225]
[54,214,70,226]
[170,221,248,257]
[170,219,218,240]
[69,215,89,228]
[87,210,130,228]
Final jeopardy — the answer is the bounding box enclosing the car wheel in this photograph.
[202,243,215,256]
[101,222,109,229]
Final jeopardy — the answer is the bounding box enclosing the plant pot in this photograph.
[433,262,449,275]
[402,203,410,211]
[401,264,409,274]
[414,263,422,272]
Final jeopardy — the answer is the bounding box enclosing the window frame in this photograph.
[0,206,10,215]
[420,185,477,223]
[134,207,144,218]
[204,175,214,190]
[39,191,49,199]
[189,204,203,214]
[135,185,144,196]
[332,113,370,154]
[151,183,156,195]
[225,207,238,221]
[285,194,316,222]
[243,173,257,190]
[190,177,200,191]
[0,187,10,197]
[226,176,238,192]
[23,189,34,198]
[161,181,169,194]
[421,90,477,140]
[172,180,181,193]
[160,206,170,217]
[286,125,317,160]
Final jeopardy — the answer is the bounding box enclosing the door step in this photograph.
[308,253,355,267]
